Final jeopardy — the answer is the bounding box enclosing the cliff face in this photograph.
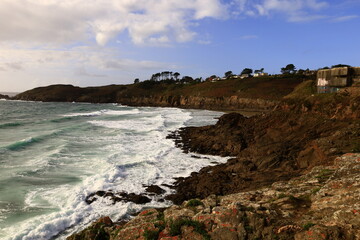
[14,86,279,111]
[166,106,360,204]
[0,94,10,99]
[65,86,360,240]
[13,75,308,111]
[117,95,278,111]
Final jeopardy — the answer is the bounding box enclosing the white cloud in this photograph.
[332,15,358,22]
[0,62,25,71]
[0,45,175,91]
[0,0,227,46]
[239,35,258,40]
[74,67,107,78]
[233,0,328,22]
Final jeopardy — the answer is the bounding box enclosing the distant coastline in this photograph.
[0,92,19,97]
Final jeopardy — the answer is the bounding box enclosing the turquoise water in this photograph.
[0,100,226,239]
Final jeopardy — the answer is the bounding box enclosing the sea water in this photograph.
[0,100,227,240]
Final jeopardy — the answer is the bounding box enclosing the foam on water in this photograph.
[62,109,140,117]
[0,102,226,240]
[88,114,165,132]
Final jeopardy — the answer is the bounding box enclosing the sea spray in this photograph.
[0,101,228,240]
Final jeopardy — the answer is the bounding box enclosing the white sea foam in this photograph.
[63,109,139,117]
[0,105,227,240]
[88,114,165,132]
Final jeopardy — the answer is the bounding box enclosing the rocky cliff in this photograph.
[13,75,309,111]
[117,95,278,111]
[67,88,360,240]
[166,93,360,204]
[0,94,10,99]
[68,153,360,240]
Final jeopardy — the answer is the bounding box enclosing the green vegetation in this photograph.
[16,72,316,104]
[143,211,165,240]
[311,187,321,195]
[169,219,210,239]
[352,141,360,153]
[241,68,253,75]
[143,229,161,240]
[303,222,316,230]
[315,169,335,183]
[186,199,203,207]
[284,80,317,100]
[277,193,287,199]
[281,64,296,74]
[143,223,165,240]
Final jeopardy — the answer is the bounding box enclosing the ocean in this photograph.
[0,100,227,240]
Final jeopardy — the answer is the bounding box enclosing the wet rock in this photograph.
[144,185,166,195]
[120,192,151,204]
[85,191,151,205]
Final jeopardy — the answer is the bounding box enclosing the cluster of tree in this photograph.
[134,63,352,86]
[222,68,260,78]
[320,64,352,70]
[150,71,180,81]
[281,64,296,74]
[134,71,203,85]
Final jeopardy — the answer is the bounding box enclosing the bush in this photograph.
[303,222,315,230]
[186,199,203,207]
[169,219,210,239]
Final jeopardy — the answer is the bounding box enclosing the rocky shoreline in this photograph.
[67,87,360,240]
[68,153,360,240]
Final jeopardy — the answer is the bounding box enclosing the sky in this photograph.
[0,0,359,92]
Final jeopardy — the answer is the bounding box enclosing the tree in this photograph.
[173,72,180,81]
[331,64,351,68]
[241,68,253,75]
[281,64,296,74]
[181,76,194,83]
[134,78,140,84]
[254,68,264,74]
[297,69,305,75]
[224,71,233,78]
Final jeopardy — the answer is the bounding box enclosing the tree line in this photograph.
[134,63,352,84]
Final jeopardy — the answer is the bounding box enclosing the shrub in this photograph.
[169,219,210,239]
[186,199,203,207]
[303,222,315,230]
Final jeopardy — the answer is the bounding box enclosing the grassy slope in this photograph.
[15,74,313,102]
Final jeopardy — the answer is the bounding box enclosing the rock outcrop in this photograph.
[116,95,278,111]
[0,94,10,99]
[13,75,307,111]
[67,153,360,240]
[67,88,360,239]
[166,106,360,204]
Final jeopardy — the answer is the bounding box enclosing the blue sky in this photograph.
[0,0,359,92]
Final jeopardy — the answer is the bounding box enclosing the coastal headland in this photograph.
[12,75,360,239]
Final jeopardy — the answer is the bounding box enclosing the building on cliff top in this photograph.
[254,72,269,77]
[317,66,360,93]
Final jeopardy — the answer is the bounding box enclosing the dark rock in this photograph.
[85,191,151,205]
[0,94,10,99]
[119,192,151,204]
[144,185,166,195]
[166,110,359,204]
